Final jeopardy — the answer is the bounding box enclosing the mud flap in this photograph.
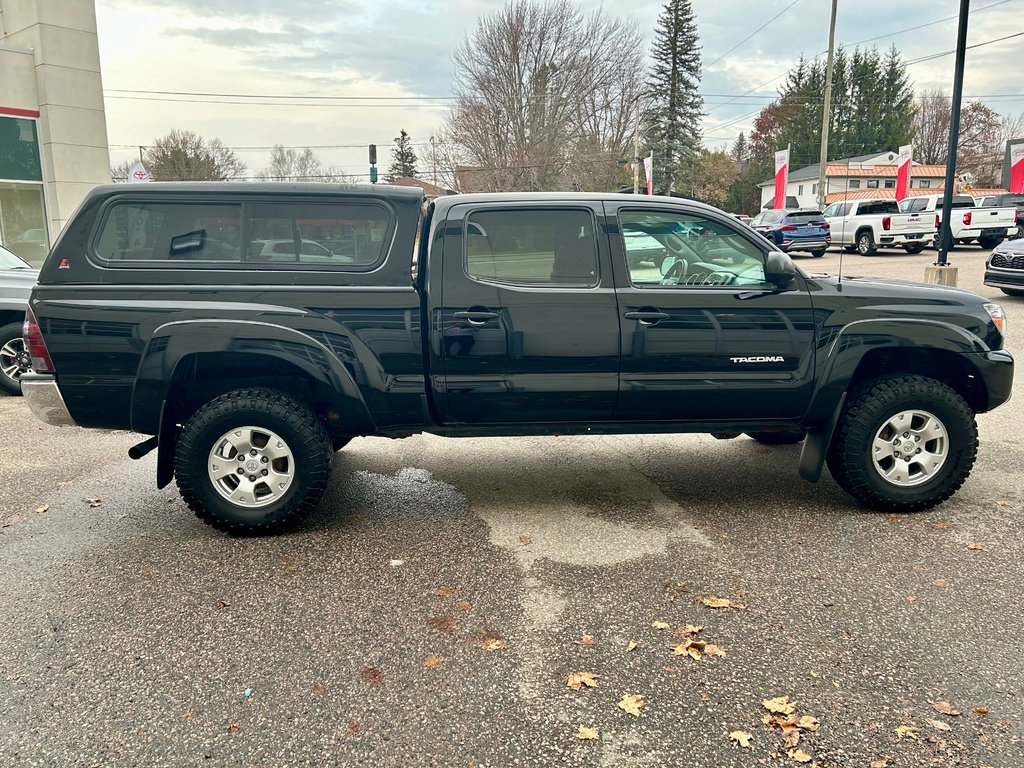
[156,401,177,490]
[799,392,846,483]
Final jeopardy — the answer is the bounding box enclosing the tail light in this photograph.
[935,214,941,229]
[963,211,972,226]
[821,222,830,229]
[779,225,797,231]
[23,306,55,374]
[882,216,891,231]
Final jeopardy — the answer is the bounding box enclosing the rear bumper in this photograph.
[779,240,829,253]
[21,374,77,427]
[966,349,1014,412]
[878,231,932,245]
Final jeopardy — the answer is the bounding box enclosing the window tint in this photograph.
[246,202,389,266]
[464,208,598,286]
[786,211,824,224]
[620,210,769,289]
[96,202,243,262]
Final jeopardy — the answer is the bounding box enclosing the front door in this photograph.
[608,204,817,422]
[434,202,620,424]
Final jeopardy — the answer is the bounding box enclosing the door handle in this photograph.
[453,310,499,325]
[624,310,670,325]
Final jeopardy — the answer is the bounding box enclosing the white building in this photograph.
[0,0,110,264]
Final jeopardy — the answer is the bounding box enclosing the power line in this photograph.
[905,30,1024,66]
[702,0,803,72]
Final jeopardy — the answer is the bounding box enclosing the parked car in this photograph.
[0,244,38,394]
[21,183,1013,532]
[984,238,1024,297]
[900,193,1016,249]
[975,193,1024,241]
[821,198,932,255]
[750,209,831,257]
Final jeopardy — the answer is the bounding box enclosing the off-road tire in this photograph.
[175,388,332,534]
[903,243,925,254]
[826,375,977,512]
[747,429,805,445]
[0,321,28,395]
[856,230,877,256]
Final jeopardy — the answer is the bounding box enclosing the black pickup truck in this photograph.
[21,183,1013,532]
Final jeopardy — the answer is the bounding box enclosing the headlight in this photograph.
[984,302,1007,336]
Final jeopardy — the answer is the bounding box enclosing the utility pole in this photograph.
[138,146,145,164]
[927,0,969,286]
[816,0,838,211]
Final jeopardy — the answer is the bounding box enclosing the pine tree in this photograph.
[730,132,748,164]
[387,129,419,181]
[643,0,703,195]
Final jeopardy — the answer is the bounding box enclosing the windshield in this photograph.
[0,245,31,269]
[785,212,825,224]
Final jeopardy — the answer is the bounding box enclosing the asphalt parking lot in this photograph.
[1,246,1022,767]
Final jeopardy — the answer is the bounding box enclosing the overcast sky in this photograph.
[97,0,1024,178]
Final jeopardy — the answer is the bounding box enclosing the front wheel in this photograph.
[903,243,925,254]
[0,321,30,395]
[175,388,332,533]
[826,375,977,512]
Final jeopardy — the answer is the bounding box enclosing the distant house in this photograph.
[385,176,453,201]
[758,150,1008,209]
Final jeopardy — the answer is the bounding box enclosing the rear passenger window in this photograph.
[246,202,390,267]
[95,203,242,262]
[465,208,598,286]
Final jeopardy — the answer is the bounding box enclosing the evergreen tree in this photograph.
[730,132,748,164]
[643,0,703,195]
[387,129,419,180]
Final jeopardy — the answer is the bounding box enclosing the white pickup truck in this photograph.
[821,198,933,255]
[899,193,1017,249]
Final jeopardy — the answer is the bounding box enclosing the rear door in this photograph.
[608,203,817,422]
[823,201,852,244]
[433,202,620,424]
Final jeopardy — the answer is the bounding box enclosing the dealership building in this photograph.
[0,0,110,265]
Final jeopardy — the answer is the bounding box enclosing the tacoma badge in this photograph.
[730,356,784,363]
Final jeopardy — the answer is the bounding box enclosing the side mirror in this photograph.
[169,229,206,256]
[765,251,798,289]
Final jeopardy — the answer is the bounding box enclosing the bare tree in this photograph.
[256,145,354,182]
[145,129,246,181]
[912,91,1004,184]
[912,89,951,165]
[444,0,644,192]
[110,158,134,182]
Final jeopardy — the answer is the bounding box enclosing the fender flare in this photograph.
[131,319,376,437]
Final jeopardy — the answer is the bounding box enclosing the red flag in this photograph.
[1010,142,1024,194]
[774,149,789,209]
[895,144,912,201]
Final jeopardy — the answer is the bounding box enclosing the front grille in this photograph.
[991,253,1024,269]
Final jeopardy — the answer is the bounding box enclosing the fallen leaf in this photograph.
[796,715,819,731]
[426,615,459,634]
[966,542,989,552]
[930,522,952,529]
[347,718,360,736]
[782,725,801,750]
[995,499,1010,506]
[215,600,230,610]
[932,578,950,588]
[870,758,890,768]
[566,671,600,690]
[227,722,240,733]
[434,587,457,598]
[575,725,598,740]
[626,640,638,652]
[973,707,989,716]
[575,633,596,647]
[519,534,532,545]
[672,641,703,660]
[729,730,753,748]
[786,748,812,763]
[360,667,383,687]
[704,644,727,658]
[472,631,506,651]
[925,718,951,732]
[651,620,670,630]
[701,596,745,610]
[895,725,919,740]
[676,624,704,637]
[618,693,645,717]
[456,600,473,611]
[85,496,103,507]
[762,696,797,716]
[312,682,327,695]
[423,654,443,668]
[34,505,49,513]
[141,566,157,576]
[931,701,961,717]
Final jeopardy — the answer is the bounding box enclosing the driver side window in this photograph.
[619,210,770,289]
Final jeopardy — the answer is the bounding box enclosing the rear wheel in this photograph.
[978,236,1002,250]
[810,248,826,258]
[903,243,925,254]
[175,388,332,533]
[826,375,976,512]
[1000,287,1024,297]
[0,321,30,395]
[747,429,805,445]
[856,231,877,256]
